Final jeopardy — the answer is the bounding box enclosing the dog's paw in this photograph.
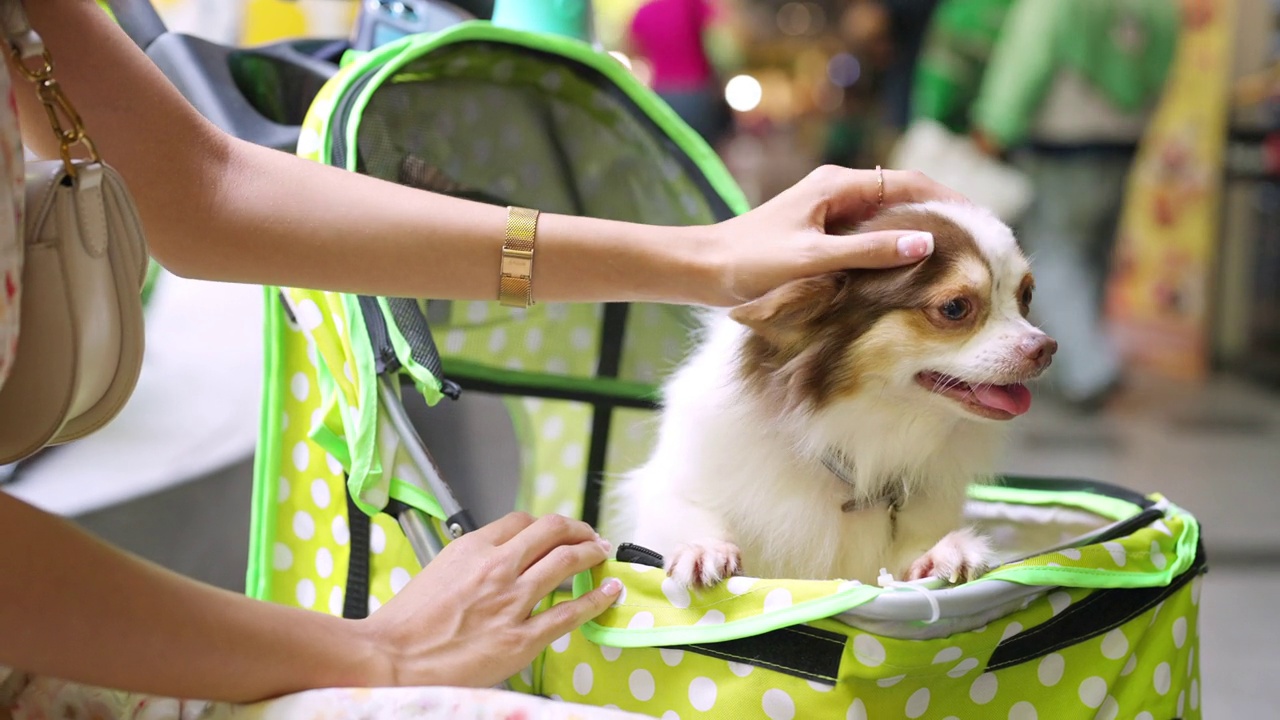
[908,529,995,584]
[666,539,742,589]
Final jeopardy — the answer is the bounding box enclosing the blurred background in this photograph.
[3,0,1278,712]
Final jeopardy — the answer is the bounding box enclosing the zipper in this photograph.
[615,542,664,568]
[357,295,399,375]
[328,71,378,171]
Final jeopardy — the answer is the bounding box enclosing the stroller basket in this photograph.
[538,480,1205,719]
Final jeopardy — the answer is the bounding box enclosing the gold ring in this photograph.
[875,165,885,208]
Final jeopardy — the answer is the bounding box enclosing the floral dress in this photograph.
[0,31,24,394]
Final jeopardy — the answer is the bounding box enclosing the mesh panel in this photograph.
[355,43,722,225]
[386,297,448,379]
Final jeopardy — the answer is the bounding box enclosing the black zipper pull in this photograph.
[616,542,665,568]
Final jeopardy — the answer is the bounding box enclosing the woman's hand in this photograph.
[359,512,620,688]
[694,165,969,305]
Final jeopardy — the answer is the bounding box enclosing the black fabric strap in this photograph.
[580,303,630,528]
[342,486,372,620]
[986,538,1208,671]
[677,624,847,685]
[614,542,845,683]
[435,373,659,410]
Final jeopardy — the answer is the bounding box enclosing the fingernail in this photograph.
[602,578,623,596]
[597,538,613,554]
[897,231,934,258]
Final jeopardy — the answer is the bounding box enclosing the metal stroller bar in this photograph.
[353,290,476,565]
[377,375,476,556]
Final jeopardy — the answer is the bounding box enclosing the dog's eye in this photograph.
[939,298,971,321]
[1021,286,1034,308]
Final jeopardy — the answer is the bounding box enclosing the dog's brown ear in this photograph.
[729,273,846,346]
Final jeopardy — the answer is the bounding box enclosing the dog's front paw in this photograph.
[666,539,742,589]
[908,529,995,584]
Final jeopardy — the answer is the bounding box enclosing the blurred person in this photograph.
[627,0,732,146]
[969,0,1180,411]
[909,0,1015,136]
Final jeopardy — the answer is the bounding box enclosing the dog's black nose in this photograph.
[1019,335,1058,370]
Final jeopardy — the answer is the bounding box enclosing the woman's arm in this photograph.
[0,491,619,701]
[0,492,382,700]
[12,0,957,308]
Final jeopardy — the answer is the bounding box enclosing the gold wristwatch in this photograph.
[499,206,539,308]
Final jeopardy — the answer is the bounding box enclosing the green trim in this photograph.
[984,510,1199,590]
[966,483,1143,522]
[339,20,750,216]
[388,478,447,520]
[375,297,445,406]
[339,49,369,69]
[308,369,352,470]
[340,293,388,517]
[246,286,285,602]
[443,357,660,404]
[140,261,162,307]
[573,570,884,648]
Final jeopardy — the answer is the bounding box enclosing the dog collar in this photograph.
[821,448,906,517]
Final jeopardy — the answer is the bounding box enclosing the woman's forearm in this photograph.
[205,140,710,304]
[13,0,711,306]
[0,493,387,702]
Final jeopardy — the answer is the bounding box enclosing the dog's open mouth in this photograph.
[915,371,1032,419]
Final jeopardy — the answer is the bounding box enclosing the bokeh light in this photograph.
[827,52,861,88]
[724,74,763,112]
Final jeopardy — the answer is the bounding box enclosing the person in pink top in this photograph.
[628,0,731,145]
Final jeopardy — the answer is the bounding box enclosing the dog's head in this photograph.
[731,201,1056,422]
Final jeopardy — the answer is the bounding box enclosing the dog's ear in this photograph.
[729,273,846,346]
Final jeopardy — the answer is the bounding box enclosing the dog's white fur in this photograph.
[607,202,1047,587]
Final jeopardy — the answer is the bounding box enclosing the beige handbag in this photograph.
[0,0,149,464]
[887,118,1035,225]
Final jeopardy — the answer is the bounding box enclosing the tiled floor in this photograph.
[1001,374,1280,715]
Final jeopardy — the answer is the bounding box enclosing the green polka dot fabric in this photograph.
[522,490,1205,719]
[525,578,1201,719]
[249,284,426,611]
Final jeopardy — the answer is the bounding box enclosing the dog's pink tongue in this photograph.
[970,384,1033,416]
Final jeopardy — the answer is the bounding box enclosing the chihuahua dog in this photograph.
[608,201,1056,589]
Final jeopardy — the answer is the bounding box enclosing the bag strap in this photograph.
[0,0,42,60]
[1,0,101,177]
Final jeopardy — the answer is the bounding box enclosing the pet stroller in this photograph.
[113,1,1208,717]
